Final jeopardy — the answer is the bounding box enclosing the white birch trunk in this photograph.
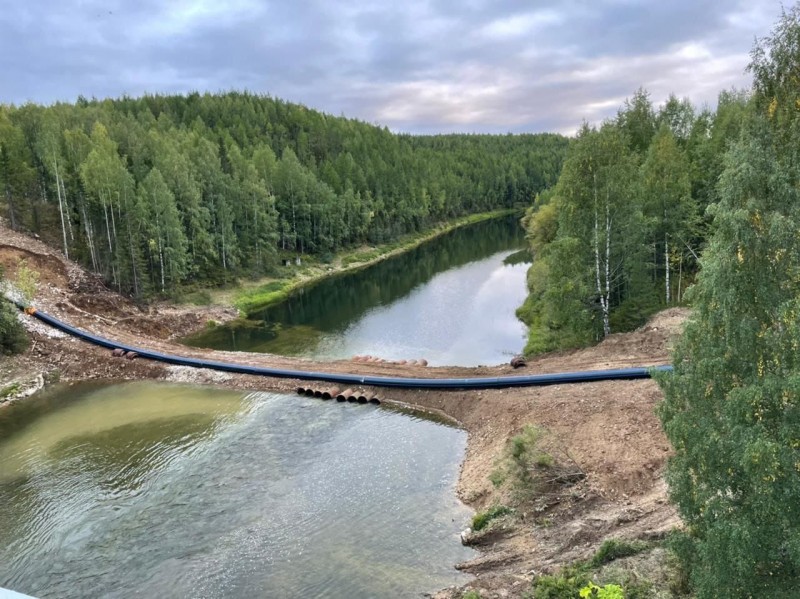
[53,155,69,259]
[59,172,74,241]
[603,196,611,338]
[592,171,608,338]
[665,234,670,304]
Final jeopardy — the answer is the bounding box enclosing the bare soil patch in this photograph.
[0,219,686,597]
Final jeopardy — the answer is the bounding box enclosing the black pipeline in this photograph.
[11,300,673,390]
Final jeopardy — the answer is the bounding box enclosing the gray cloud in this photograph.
[0,0,785,133]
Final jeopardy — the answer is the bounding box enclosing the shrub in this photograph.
[490,425,583,503]
[471,505,513,531]
[14,259,39,304]
[590,539,650,568]
[579,582,624,599]
[526,566,589,599]
[0,298,28,355]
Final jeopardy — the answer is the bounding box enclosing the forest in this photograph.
[518,85,750,353]
[521,7,800,597]
[0,93,567,297]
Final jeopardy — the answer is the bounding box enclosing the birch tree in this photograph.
[641,126,696,304]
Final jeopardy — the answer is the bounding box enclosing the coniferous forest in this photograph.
[0,93,567,297]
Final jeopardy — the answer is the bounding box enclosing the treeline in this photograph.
[0,93,567,297]
[518,85,750,353]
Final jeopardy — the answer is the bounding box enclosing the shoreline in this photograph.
[0,219,683,598]
[210,207,520,315]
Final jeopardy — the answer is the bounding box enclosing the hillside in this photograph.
[0,93,567,299]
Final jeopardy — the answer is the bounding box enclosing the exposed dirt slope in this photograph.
[0,220,686,598]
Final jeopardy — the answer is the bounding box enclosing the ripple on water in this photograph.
[0,383,475,598]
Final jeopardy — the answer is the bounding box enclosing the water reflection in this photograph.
[186,216,530,365]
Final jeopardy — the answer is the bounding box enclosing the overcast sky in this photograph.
[0,0,786,134]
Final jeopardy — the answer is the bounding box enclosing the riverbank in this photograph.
[208,208,520,314]
[0,219,685,598]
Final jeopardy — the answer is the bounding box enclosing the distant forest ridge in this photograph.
[0,91,568,296]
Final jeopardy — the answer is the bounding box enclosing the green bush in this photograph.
[526,567,590,599]
[579,582,624,598]
[471,505,513,531]
[0,299,28,355]
[590,539,650,568]
[462,590,482,599]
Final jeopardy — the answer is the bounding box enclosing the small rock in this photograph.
[460,528,473,545]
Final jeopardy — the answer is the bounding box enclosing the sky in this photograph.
[0,0,786,134]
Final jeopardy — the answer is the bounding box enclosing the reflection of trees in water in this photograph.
[192,217,525,352]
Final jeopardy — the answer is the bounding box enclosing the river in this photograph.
[184,215,531,366]
[0,382,474,598]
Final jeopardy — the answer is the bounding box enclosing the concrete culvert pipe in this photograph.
[321,387,339,400]
[337,388,353,402]
[369,395,381,405]
[356,391,368,403]
[304,388,316,397]
[348,392,360,403]
[296,386,307,395]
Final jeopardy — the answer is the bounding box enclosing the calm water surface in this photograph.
[185,216,531,366]
[0,382,474,598]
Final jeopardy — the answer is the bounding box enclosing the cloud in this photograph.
[0,0,786,133]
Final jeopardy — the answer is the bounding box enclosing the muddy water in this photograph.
[185,216,531,366]
[0,382,474,598]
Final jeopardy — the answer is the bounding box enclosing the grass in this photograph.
[1,382,21,399]
[227,208,520,315]
[525,540,665,599]
[591,539,652,568]
[234,280,293,314]
[471,505,513,531]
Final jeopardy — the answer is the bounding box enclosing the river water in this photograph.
[0,382,474,598]
[184,216,531,366]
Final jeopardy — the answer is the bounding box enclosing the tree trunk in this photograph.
[603,197,611,338]
[81,201,99,273]
[665,234,670,304]
[592,171,609,338]
[59,171,74,241]
[53,155,69,258]
[4,183,17,230]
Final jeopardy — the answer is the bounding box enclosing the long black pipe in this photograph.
[11,300,672,389]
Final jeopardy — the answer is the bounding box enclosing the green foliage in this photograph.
[14,260,39,304]
[0,381,22,398]
[527,564,591,598]
[590,540,650,568]
[0,269,28,355]
[462,590,482,599]
[235,280,292,313]
[520,82,750,356]
[657,9,800,598]
[490,424,584,507]
[471,505,513,531]
[579,582,624,599]
[0,93,568,299]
